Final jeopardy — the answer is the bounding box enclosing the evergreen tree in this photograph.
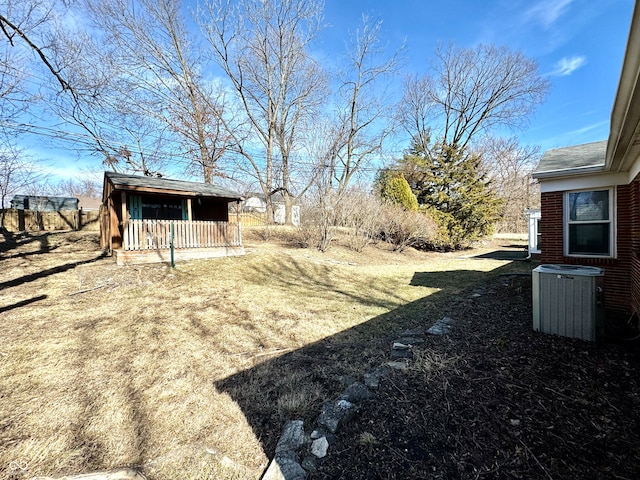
[397,141,503,248]
[374,170,419,211]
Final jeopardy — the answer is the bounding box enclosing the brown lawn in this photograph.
[0,229,580,479]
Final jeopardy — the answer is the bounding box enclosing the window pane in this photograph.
[569,223,610,255]
[569,190,609,221]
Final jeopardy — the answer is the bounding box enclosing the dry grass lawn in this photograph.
[0,229,529,479]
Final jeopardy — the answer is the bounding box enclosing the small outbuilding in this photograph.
[100,171,245,265]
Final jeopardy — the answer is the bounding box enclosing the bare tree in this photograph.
[400,43,550,151]
[478,135,540,232]
[79,0,235,182]
[308,16,401,249]
[54,174,101,199]
[201,0,326,223]
[0,140,42,231]
[327,16,402,196]
[0,0,74,97]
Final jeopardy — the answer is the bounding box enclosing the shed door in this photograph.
[129,195,142,220]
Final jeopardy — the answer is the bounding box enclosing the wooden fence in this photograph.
[229,212,266,227]
[1,209,101,232]
[123,219,241,251]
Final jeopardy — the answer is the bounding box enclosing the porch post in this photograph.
[121,191,128,250]
[236,200,242,246]
[187,198,193,222]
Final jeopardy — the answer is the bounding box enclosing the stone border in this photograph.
[260,322,459,479]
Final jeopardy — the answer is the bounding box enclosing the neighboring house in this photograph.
[10,195,78,211]
[77,196,102,211]
[532,2,640,317]
[101,171,245,265]
[243,192,301,226]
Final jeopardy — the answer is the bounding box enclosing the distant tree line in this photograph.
[1,0,547,246]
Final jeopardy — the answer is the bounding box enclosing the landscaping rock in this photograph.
[317,399,357,433]
[275,420,305,454]
[386,361,409,371]
[390,347,413,359]
[262,454,308,480]
[392,341,410,350]
[311,437,329,458]
[427,316,455,335]
[400,328,426,337]
[363,367,389,389]
[339,382,375,403]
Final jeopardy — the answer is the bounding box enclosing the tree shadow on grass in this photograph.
[0,294,47,314]
[0,252,107,290]
[213,259,529,471]
[0,230,61,259]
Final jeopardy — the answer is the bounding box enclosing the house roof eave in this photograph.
[606,1,640,174]
[532,164,606,180]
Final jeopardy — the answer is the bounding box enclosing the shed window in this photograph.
[565,189,614,257]
[140,196,185,220]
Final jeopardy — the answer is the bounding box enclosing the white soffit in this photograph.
[538,172,629,193]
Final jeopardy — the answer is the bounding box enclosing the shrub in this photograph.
[379,203,437,252]
[374,170,419,211]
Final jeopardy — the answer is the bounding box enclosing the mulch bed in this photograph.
[312,276,640,479]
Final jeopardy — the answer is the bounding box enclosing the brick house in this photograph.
[532,3,640,317]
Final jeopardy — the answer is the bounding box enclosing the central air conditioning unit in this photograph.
[532,264,605,342]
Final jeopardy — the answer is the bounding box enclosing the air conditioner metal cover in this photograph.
[534,264,604,276]
[532,264,604,341]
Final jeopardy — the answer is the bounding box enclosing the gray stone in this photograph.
[261,454,308,480]
[311,437,329,458]
[390,348,413,359]
[275,420,305,454]
[339,382,375,403]
[427,317,455,335]
[317,399,357,433]
[386,360,409,370]
[400,328,426,337]
[363,367,389,389]
[310,429,336,444]
[392,342,410,350]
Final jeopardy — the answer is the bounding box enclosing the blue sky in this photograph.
[23,0,636,183]
[318,0,634,150]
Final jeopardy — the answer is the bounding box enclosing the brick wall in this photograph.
[631,180,640,315]
[540,185,634,315]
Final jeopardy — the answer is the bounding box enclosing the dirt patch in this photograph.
[311,276,640,479]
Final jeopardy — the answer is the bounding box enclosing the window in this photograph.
[565,189,614,257]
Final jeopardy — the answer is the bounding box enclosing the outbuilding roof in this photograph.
[533,140,607,179]
[104,171,243,201]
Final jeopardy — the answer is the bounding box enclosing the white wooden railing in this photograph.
[123,219,241,251]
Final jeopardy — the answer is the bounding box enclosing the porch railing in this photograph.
[123,219,241,251]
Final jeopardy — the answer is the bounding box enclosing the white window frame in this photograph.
[564,187,616,258]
